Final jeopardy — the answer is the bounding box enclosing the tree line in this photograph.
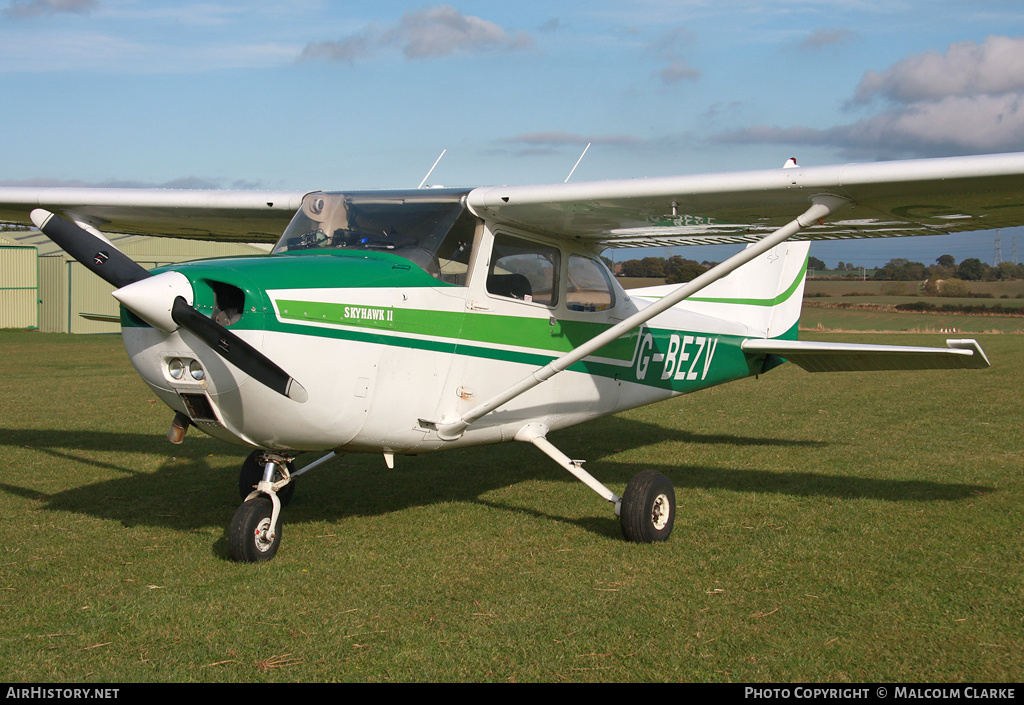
[868,255,1024,282]
[616,254,1024,284]
[613,256,714,284]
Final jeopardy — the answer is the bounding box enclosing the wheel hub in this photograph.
[651,493,670,530]
[253,518,276,553]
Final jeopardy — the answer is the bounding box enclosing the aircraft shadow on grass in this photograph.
[0,417,992,550]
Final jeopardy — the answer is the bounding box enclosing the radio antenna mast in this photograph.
[565,143,591,183]
[418,149,446,189]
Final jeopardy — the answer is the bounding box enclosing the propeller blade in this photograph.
[31,209,307,403]
[31,209,151,289]
[171,297,309,403]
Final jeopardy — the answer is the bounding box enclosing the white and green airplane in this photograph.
[1,152,1021,562]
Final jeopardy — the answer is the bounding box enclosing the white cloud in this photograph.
[800,28,860,50]
[495,131,645,158]
[716,94,1024,157]
[300,4,533,63]
[659,60,699,84]
[537,18,565,33]
[505,131,643,146]
[650,25,700,85]
[0,175,265,189]
[854,35,1024,103]
[0,29,299,72]
[714,35,1024,158]
[3,0,97,19]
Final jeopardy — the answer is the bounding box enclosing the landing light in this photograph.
[168,358,185,380]
[167,357,206,382]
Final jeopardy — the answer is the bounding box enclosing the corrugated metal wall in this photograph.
[0,245,39,329]
[68,261,119,334]
[121,239,272,259]
[35,237,272,333]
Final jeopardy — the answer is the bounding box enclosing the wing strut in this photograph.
[435,194,850,441]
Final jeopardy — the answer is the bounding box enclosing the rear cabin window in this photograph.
[566,255,615,312]
[487,234,560,307]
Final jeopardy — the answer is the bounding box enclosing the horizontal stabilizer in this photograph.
[78,312,121,323]
[741,338,990,372]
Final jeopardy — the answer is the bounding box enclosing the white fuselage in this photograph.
[119,219,796,457]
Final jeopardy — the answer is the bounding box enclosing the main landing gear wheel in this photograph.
[238,450,295,505]
[620,470,675,543]
[229,496,282,563]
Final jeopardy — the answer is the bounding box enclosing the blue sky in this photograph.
[3,0,1024,266]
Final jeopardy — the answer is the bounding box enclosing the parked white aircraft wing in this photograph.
[467,152,1024,248]
[0,188,306,242]
[4,152,1024,246]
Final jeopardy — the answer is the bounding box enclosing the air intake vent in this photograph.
[180,393,219,423]
[209,281,245,326]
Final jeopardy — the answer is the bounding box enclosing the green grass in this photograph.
[0,329,1021,682]
[804,278,1024,312]
[809,295,1024,309]
[800,306,1024,333]
[804,279,1024,299]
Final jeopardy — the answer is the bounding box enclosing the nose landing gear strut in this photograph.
[227,449,340,562]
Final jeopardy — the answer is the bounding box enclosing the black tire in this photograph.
[238,450,295,505]
[619,470,675,543]
[228,497,282,563]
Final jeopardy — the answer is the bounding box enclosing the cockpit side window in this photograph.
[434,209,478,286]
[487,234,560,307]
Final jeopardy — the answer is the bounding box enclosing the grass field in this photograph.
[803,279,1024,299]
[800,306,1024,334]
[0,329,1021,683]
[800,279,1024,333]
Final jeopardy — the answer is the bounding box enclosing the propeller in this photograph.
[31,209,151,288]
[31,209,308,404]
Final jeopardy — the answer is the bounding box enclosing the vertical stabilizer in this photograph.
[627,241,810,339]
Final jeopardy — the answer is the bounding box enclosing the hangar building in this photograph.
[0,229,270,333]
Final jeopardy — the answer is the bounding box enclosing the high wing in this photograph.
[4,153,1024,247]
[466,152,1024,248]
[0,188,306,242]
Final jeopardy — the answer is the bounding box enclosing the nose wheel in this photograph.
[228,496,282,562]
[229,452,294,563]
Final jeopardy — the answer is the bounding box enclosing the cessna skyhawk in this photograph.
[1,152,1016,562]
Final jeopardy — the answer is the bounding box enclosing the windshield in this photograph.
[273,189,479,285]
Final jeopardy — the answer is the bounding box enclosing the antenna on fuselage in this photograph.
[565,143,591,183]
[418,149,447,188]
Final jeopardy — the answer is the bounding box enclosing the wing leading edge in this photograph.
[4,152,1024,247]
[466,152,1024,248]
[0,188,306,242]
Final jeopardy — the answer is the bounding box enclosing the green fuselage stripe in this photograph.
[260,306,759,393]
[274,300,639,362]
